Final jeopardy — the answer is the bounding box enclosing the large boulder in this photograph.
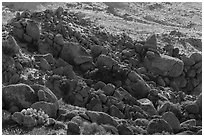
[144,53,184,77]
[162,111,181,133]
[60,42,92,65]
[126,71,151,99]
[31,101,58,118]
[147,118,173,134]
[2,83,38,111]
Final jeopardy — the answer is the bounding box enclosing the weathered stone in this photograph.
[31,101,58,118]
[2,35,20,56]
[25,19,40,41]
[96,54,118,70]
[94,81,106,90]
[144,34,157,49]
[11,112,24,125]
[116,123,134,135]
[181,55,195,66]
[2,110,12,123]
[195,93,202,114]
[23,115,37,127]
[102,83,115,96]
[127,71,150,99]
[162,111,181,132]
[30,84,58,104]
[134,118,149,127]
[180,119,196,127]
[110,105,125,119]
[138,98,158,116]
[54,34,65,46]
[190,52,202,63]
[63,64,76,79]
[67,121,80,134]
[60,42,91,64]
[86,97,102,112]
[91,45,103,57]
[144,54,184,77]
[74,56,93,65]
[147,118,173,134]
[40,58,51,70]
[185,102,199,114]
[2,83,38,111]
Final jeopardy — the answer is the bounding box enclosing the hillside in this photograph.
[2,2,202,135]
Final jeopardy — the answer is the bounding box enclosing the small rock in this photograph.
[138,98,158,116]
[195,93,202,114]
[190,52,202,63]
[40,58,51,70]
[180,119,196,127]
[23,115,37,127]
[134,118,149,127]
[91,45,103,57]
[162,111,181,132]
[2,110,12,123]
[96,54,118,70]
[110,105,125,119]
[185,102,199,114]
[94,81,106,90]
[102,83,115,96]
[67,121,80,134]
[54,121,66,129]
[74,56,93,65]
[144,34,157,49]
[116,123,134,135]
[176,130,194,135]
[147,118,173,134]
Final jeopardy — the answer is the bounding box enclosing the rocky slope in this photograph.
[2,2,202,135]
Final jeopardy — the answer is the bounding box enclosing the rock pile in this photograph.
[2,5,202,135]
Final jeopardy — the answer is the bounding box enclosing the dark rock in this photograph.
[102,83,115,96]
[144,34,157,49]
[147,118,173,134]
[25,19,40,41]
[190,52,202,63]
[109,105,125,119]
[94,81,106,90]
[67,121,80,134]
[116,123,134,135]
[185,102,199,114]
[180,119,196,127]
[162,111,181,132]
[40,58,51,70]
[138,98,158,116]
[2,83,38,111]
[31,101,58,118]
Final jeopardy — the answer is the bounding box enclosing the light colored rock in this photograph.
[144,54,184,77]
[138,98,158,116]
